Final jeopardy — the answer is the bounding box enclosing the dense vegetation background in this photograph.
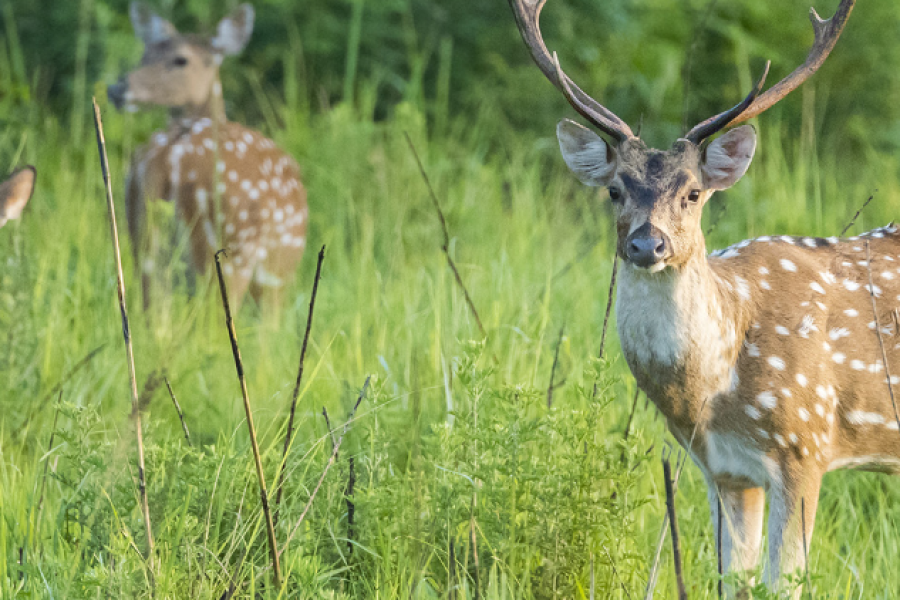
[1,0,900,598]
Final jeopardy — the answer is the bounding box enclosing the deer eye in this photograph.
[687,189,701,203]
[608,187,622,202]
[171,56,189,67]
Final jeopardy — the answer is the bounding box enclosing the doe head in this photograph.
[108,2,255,112]
[558,121,756,272]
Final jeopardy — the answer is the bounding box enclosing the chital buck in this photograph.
[0,167,36,228]
[508,0,896,595]
[108,3,307,308]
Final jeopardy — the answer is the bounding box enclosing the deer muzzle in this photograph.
[107,76,132,111]
[625,223,671,270]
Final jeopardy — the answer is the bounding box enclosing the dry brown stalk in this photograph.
[404,132,486,338]
[164,377,192,447]
[280,377,370,557]
[213,249,282,588]
[91,98,155,572]
[275,244,327,522]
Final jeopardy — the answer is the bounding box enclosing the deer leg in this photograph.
[765,471,821,598]
[707,481,765,593]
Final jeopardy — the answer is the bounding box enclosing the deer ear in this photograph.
[701,125,757,190]
[557,119,617,187]
[0,166,36,226]
[212,4,254,56]
[129,2,177,46]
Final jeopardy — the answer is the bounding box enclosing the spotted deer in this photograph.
[508,0,893,595]
[108,3,308,308]
[0,166,36,228]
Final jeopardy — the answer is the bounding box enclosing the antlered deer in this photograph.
[108,3,308,308]
[508,0,886,595]
[0,166,36,228]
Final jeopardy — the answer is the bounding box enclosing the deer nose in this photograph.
[625,224,670,269]
[107,77,129,110]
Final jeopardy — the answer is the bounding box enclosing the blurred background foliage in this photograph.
[2,0,899,155]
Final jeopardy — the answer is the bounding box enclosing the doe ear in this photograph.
[557,119,617,187]
[701,125,757,191]
[211,4,255,56]
[129,2,178,46]
[0,166,36,227]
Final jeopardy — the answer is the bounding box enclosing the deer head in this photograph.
[108,2,254,117]
[509,0,854,273]
[0,166,36,228]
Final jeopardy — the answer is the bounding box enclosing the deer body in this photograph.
[620,226,900,583]
[110,3,307,306]
[508,0,870,594]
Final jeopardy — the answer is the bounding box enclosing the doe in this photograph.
[508,0,896,595]
[108,3,308,308]
[0,166,36,228]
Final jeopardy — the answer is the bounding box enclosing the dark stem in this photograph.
[598,255,618,360]
[280,377,370,556]
[21,344,105,431]
[275,244,327,523]
[801,497,813,600]
[213,249,282,589]
[164,377,192,447]
[717,496,723,600]
[663,455,688,600]
[841,192,876,236]
[547,324,565,408]
[405,132,486,338]
[863,239,900,433]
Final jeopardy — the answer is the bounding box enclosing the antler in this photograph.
[686,0,855,143]
[508,0,634,142]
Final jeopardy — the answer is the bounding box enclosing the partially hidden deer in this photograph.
[0,166,36,228]
[509,0,889,595]
[108,3,308,308]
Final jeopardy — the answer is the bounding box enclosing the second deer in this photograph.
[509,0,894,596]
[108,3,308,308]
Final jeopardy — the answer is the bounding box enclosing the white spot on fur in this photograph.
[780,259,797,272]
[847,411,885,425]
[768,356,786,370]
[829,327,850,341]
[758,391,777,409]
[796,374,808,387]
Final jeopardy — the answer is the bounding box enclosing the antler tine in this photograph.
[687,0,855,143]
[686,62,770,145]
[508,0,634,142]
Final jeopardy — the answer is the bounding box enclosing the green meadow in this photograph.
[2,0,900,597]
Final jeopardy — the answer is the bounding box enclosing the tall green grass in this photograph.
[2,2,900,599]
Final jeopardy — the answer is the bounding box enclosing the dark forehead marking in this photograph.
[620,173,656,208]
[620,169,691,207]
[646,153,665,177]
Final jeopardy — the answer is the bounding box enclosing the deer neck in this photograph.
[169,75,226,124]
[616,251,752,435]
